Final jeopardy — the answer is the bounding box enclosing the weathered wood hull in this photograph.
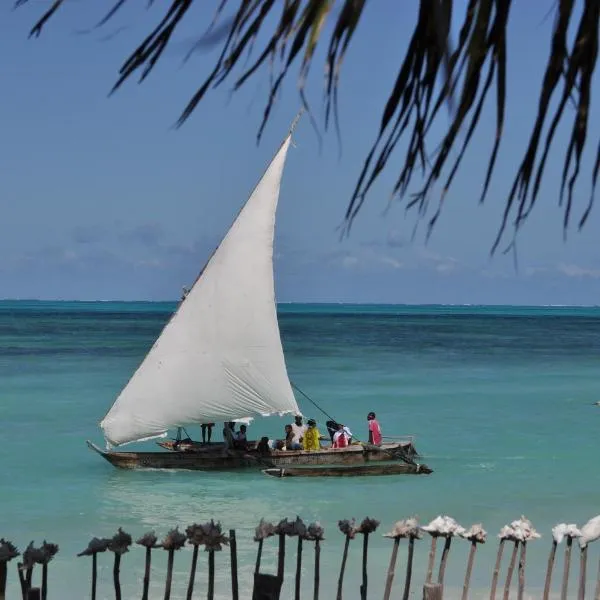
[262,462,433,478]
[86,440,425,472]
[157,438,420,457]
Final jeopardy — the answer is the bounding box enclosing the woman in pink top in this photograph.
[367,412,382,446]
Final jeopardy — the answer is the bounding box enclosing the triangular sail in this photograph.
[101,134,300,446]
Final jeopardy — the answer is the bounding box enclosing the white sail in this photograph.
[101,134,300,446]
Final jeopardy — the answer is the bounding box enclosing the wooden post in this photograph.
[402,536,416,600]
[25,566,33,592]
[230,530,239,600]
[26,589,40,600]
[0,562,7,600]
[593,556,600,600]
[277,534,286,582]
[113,554,122,600]
[517,541,527,600]
[542,541,557,600]
[502,542,519,600]
[164,550,175,600]
[91,553,97,600]
[423,582,443,600]
[142,547,152,600]
[426,537,438,584]
[17,562,27,600]
[41,564,48,600]
[295,537,303,600]
[255,540,264,575]
[208,550,215,600]
[186,546,199,600]
[383,537,401,600]
[578,546,587,600]
[336,536,350,600]
[461,540,477,600]
[438,537,452,586]
[313,539,321,600]
[561,537,573,600]
[360,533,369,600]
[594,562,600,600]
[490,539,505,600]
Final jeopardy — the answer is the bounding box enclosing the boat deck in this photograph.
[157,439,419,458]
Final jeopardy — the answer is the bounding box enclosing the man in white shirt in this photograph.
[342,424,352,441]
[291,415,307,448]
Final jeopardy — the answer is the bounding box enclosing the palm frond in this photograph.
[16,0,600,250]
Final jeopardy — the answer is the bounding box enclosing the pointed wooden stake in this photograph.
[336,536,351,600]
[462,541,478,600]
[517,541,527,600]
[542,540,557,600]
[402,536,416,600]
[295,537,303,600]
[230,529,239,600]
[313,539,321,600]
[502,541,519,600]
[578,545,588,600]
[383,537,401,600]
[561,537,574,600]
[438,536,453,586]
[490,539,506,600]
[207,550,215,600]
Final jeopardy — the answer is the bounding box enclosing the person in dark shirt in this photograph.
[201,423,215,444]
[234,424,248,450]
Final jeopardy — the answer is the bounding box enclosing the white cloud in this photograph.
[379,256,404,269]
[557,262,600,279]
[342,255,360,269]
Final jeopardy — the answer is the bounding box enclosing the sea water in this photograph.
[1,301,600,599]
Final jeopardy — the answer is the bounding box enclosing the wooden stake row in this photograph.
[2,513,600,599]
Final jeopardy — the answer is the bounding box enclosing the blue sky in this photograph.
[1,1,599,304]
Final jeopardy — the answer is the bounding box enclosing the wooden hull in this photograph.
[86,440,428,472]
[262,462,433,478]
[157,438,420,457]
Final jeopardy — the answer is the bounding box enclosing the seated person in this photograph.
[303,419,323,451]
[284,423,302,450]
[332,423,349,448]
[325,420,338,442]
[233,424,248,450]
[256,437,271,455]
[326,420,353,443]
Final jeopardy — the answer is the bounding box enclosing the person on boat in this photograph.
[257,437,271,455]
[284,424,302,450]
[233,424,248,450]
[291,415,307,447]
[326,420,353,443]
[303,419,322,451]
[222,422,236,449]
[332,423,350,448]
[367,412,382,446]
[325,420,338,442]
[201,423,215,444]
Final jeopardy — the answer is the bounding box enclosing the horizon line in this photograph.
[1,298,599,309]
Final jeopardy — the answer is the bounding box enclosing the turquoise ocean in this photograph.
[2,301,600,599]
